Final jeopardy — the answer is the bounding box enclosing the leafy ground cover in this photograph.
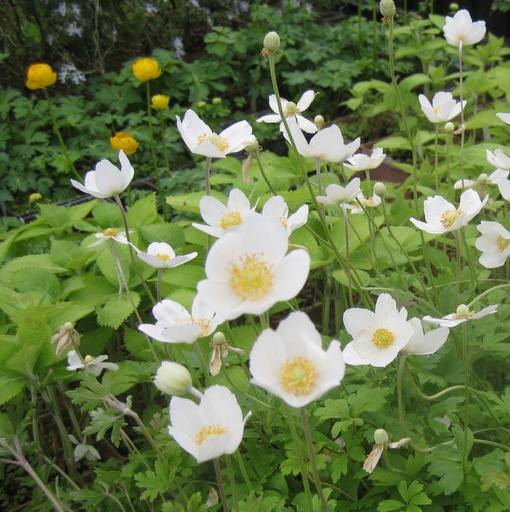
[1,1,510,511]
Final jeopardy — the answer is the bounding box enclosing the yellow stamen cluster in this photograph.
[280,356,317,395]
[372,328,395,348]
[279,216,288,229]
[198,132,229,152]
[440,209,463,228]
[220,211,242,230]
[453,311,475,320]
[103,228,119,237]
[497,235,510,252]
[192,317,213,337]
[156,253,170,262]
[433,106,441,115]
[195,424,228,446]
[84,355,96,364]
[228,253,274,300]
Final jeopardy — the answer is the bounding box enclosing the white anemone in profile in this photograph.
[486,149,510,171]
[475,221,510,269]
[138,295,222,344]
[344,147,386,171]
[423,304,498,328]
[496,113,510,125]
[88,228,132,247]
[418,92,466,123]
[316,178,361,207]
[284,117,360,162]
[402,318,449,356]
[197,215,310,320]
[257,90,317,133]
[136,242,197,269]
[71,150,134,199]
[176,109,256,159]
[261,195,308,235]
[250,312,344,408]
[168,385,250,463]
[342,293,415,367]
[454,170,508,190]
[410,189,487,235]
[443,9,486,47]
[351,192,381,214]
[192,188,257,238]
[66,351,119,376]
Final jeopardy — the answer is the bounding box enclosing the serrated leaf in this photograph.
[92,201,123,228]
[97,292,140,329]
[0,373,27,405]
[12,266,61,300]
[126,194,159,228]
[84,407,126,446]
[140,222,185,248]
[166,190,224,214]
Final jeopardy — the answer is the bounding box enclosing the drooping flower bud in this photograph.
[263,31,280,54]
[314,115,325,131]
[154,361,193,396]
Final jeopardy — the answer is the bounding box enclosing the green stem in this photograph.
[234,450,254,492]
[458,41,465,176]
[213,457,229,512]
[157,268,162,302]
[205,156,212,195]
[226,454,239,512]
[146,82,167,219]
[282,403,314,511]
[43,89,81,181]
[454,230,462,308]
[300,407,328,512]
[194,341,211,386]
[159,110,172,175]
[254,148,277,195]
[114,194,156,304]
[461,322,470,471]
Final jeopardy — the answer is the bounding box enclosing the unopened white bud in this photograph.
[314,115,325,131]
[154,361,192,396]
[263,31,280,53]
[444,122,455,133]
[373,182,387,197]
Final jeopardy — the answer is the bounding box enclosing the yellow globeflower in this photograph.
[151,94,170,110]
[26,63,57,90]
[110,132,139,155]
[132,58,161,81]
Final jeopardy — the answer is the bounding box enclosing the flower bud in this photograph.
[449,3,459,11]
[151,94,170,110]
[379,0,396,19]
[197,100,207,109]
[314,115,325,131]
[263,31,280,53]
[212,332,226,345]
[132,58,161,81]
[154,361,193,396]
[373,182,387,197]
[444,122,455,133]
[477,173,488,185]
[110,132,139,155]
[29,192,42,203]
[212,97,222,105]
[456,304,470,317]
[374,428,389,445]
[26,63,57,90]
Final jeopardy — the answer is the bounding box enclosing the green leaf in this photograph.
[166,190,224,214]
[140,222,185,248]
[84,407,127,446]
[92,201,123,228]
[0,373,27,405]
[126,194,159,228]
[97,292,140,329]
[378,499,405,512]
[12,266,62,301]
[135,459,175,501]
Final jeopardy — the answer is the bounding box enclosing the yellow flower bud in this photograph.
[29,192,43,203]
[110,132,139,155]
[132,58,162,81]
[151,94,170,110]
[26,63,57,90]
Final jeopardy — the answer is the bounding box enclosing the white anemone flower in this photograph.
[316,178,361,206]
[257,90,317,133]
[71,150,134,199]
[249,312,345,408]
[284,117,360,162]
[176,109,256,159]
[197,215,310,320]
[138,295,223,344]
[497,113,510,125]
[88,228,132,247]
[68,435,101,462]
[344,147,386,171]
[423,304,498,328]
[486,149,510,171]
[136,242,197,269]
[443,9,486,47]
[351,192,381,214]
[342,293,415,367]
[402,318,449,356]
[66,350,119,376]
[418,92,466,123]
[261,195,309,235]
[192,188,257,238]
[410,189,487,235]
[454,170,509,190]
[168,385,250,463]
[475,221,510,268]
